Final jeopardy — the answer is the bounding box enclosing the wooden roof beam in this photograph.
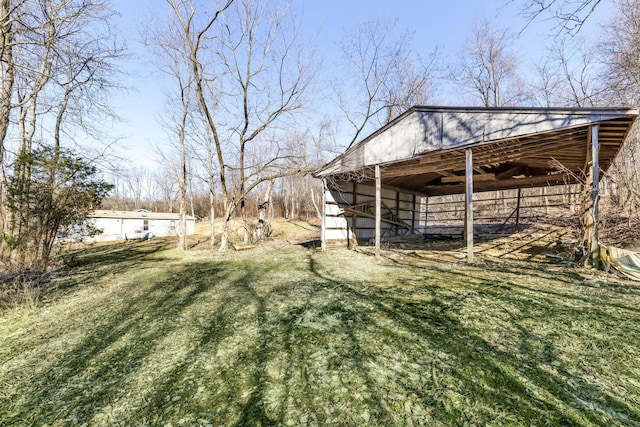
[441,173,496,183]
[422,172,573,196]
[495,165,524,180]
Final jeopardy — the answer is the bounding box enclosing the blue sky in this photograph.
[109,0,611,167]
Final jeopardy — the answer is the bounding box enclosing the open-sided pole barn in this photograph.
[315,106,639,264]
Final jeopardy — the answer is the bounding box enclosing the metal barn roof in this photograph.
[316,106,639,196]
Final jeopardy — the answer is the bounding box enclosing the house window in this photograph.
[170,220,176,231]
[143,220,149,231]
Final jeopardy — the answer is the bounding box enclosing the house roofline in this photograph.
[89,210,195,220]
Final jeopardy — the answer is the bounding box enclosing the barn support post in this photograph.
[515,188,522,232]
[375,165,381,257]
[411,194,417,232]
[424,196,429,232]
[351,182,357,248]
[321,179,327,251]
[465,148,474,262]
[542,186,550,215]
[590,124,601,269]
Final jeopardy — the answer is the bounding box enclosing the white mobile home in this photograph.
[88,209,195,241]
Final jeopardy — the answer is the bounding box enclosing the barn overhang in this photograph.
[316,106,638,196]
[316,106,638,261]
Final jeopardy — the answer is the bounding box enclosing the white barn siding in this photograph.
[322,180,419,247]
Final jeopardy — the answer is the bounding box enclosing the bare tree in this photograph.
[450,19,529,107]
[154,168,178,213]
[186,122,219,247]
[0,1,15,188]
[530,57,563,107]
[0,0,122,270]
[514,0,603,35]
[599,0,640,218]
[600,0,640,105]
[165,0,315,251]
[518,0,640,248]
[337,18,438,149]
[278,127,327,222]
[147,8,199,250]
[448,20,532,214]
[531,37,604,107]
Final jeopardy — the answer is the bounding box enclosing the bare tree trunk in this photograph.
[206,128,217,249]
[179,83,190,251]
[0,0,15,238]
[290,178,297,220]
[178,133,187,250]
[189,178,195,219]
[209,189,216,249]
[310,183,322,220]
[219,202,233,251]
[257,180,273,240]
[542,187,550,215]
[165,0,314,253]
[242,222,249,244]
[220,221,229,251]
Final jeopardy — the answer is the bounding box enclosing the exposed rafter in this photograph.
[316,106,638,197]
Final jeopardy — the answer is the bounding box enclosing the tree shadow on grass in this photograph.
[2,261,230,424]
[362,250,640,425]
[2,244,640,426]
[393,248,640,312]
[46,239,175,296]
[68,238,174,268]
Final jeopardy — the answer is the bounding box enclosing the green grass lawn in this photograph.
[1,238,640,426]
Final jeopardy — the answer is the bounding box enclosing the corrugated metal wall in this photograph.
[322,179,420,248]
